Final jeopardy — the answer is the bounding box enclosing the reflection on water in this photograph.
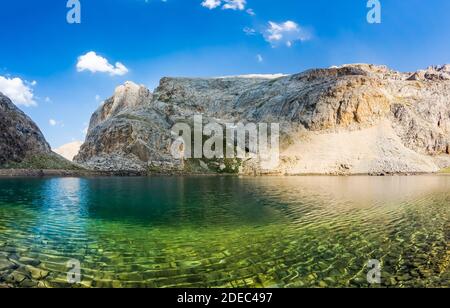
[0,176,448,288]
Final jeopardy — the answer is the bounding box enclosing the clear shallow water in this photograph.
[0,176,448,288]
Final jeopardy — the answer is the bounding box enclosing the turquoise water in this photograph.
[0,176,449,288]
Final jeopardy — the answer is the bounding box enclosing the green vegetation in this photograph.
[171,125,244,174]
[184,158,242,174]
[1,153,83,170]
[440,167,450,174]
[148,165,163,174]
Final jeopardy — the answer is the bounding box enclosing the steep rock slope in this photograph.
[75,64,450,175]
[0,93,76,169]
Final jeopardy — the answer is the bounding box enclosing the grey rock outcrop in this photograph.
[0,93,76,169]
[75,64,450,175]
[407,65,450,81]
[0,93,51,165]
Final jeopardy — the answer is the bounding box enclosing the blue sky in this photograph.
[0,0,449,148]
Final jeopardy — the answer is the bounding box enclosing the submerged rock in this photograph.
[18,257,41,267]
[24,265,48,280]
[0,258,16,271]
[5,270,28,284]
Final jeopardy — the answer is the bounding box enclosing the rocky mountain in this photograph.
[0,93,76,170]
[53,141,83,161]
[75,64,450,175]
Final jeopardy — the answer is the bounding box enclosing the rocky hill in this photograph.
[0,93,77,170]
[74,64,450,175]
[53,141,83,161]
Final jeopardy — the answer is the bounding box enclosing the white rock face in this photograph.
[53,141,83,161]
[75,64,450,175]
[88,81,152,130]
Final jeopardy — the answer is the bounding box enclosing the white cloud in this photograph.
[222,0,246,10]
[0,76,36,107]
[76,51,129,76]
[95,95,105,105]
[246,8,255,16]
[201,0,246,11]
[256,54,263,63]
[243,27,256,35]
[49,118,64,127]
[264,21,312,47]
[201,0,221,9]
[82,123,89,135]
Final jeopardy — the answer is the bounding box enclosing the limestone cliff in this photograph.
[75,64,450,175]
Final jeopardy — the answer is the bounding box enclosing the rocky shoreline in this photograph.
[0,169,146,178]
[1,168,449,178]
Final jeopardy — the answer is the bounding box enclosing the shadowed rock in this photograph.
[0,93,51,165]
[0,93,79,170]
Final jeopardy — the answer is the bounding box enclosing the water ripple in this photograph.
[0,176,449,288]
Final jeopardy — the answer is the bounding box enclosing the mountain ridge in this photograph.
[0,92,79,170]
[74,63,450,175]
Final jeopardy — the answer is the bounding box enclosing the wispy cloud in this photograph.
[201,0,221,9]
[76,51,129,76]
[246,8,255,16]
[49,118,64,127]
[82,122,89,135]
[243,27,256,36]
[222,0,246,10]
[201,0,246,11]
[264,21,312,47]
